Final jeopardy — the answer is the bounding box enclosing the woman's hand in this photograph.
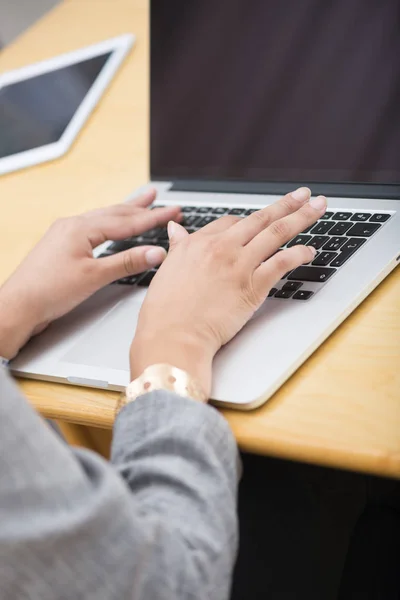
[131,188,327,395]
[0,190,181,359]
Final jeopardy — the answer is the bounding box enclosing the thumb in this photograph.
[96,245,167,285]
[168,220,189,247]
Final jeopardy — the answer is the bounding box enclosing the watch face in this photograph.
[122,365,208,406]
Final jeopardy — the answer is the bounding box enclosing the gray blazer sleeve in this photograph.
[0,368,239,600]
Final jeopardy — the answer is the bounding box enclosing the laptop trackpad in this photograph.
[62,295,143,371]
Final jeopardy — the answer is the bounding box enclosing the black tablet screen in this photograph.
[0,52,112,159]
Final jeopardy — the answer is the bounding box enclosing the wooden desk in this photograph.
[1,0,399,478]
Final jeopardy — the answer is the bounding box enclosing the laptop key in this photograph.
[328,222,353,236]
[268,287,278,297]
[143,227,168,240]
[157,241,170,250]
[275,289,295,298]
[125,238,147,248]
[197,216,218,227]
[320,211,334,220]
[212,207,229,214]
[302,224,314,234]
[183,215,202,227]
[333,212,352,220]
[369,213,391,223]
[245,208,259,215]
[323,237,347,251]
[228,208,246,215]
[346,222,381,237]
[288,266,336,282]
[341,238,366,253]
[330,248,358,268]
[287,234,312,247]
[330,238,366,267]
[156,229,169,241]
[137,271,156,286]
[282,281,303,292]
[293,290,314,300]
[310,221,335,235]
[312,251,338,266]
[351,213,371,222]
[143,227,163,238]
[305,251,318,264]
[307,235,330,249]
[181,206,196,213]
[196,206,212,214]
[117,276,138,285]
[107,240,135,253]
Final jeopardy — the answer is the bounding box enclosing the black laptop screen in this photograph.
[151,0,400,186]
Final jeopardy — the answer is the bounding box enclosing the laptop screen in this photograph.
[151,0,400,187]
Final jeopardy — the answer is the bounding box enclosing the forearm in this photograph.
[0,370,239,600]
[112,392,240,598]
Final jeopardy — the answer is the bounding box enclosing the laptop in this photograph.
[12,0,400,409]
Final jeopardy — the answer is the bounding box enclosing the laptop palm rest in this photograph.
[61,292,145,371]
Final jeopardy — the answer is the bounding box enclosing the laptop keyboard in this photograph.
[98,206,393,300]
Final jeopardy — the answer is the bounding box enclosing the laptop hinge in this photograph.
[169,178,400,199]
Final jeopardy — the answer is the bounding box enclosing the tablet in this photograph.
[0,34,134,176]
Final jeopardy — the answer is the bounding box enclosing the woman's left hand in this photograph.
[0,189,180,359]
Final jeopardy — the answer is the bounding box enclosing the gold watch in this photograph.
[116,363,208,416]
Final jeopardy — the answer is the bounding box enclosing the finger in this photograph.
[114,204,181,220]
[198,214,242,234]
[96,245,167,285]
[227,187,311,246]
[253,245,316,297]
[91,203,144,217]
[82,189,158,220]
[88,201,181,220]
[84,204,141,220]
[128,188,157,208]
[244,195,327,266]
[87,207,182,247]
[168,221,189,248]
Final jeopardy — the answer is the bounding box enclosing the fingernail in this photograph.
[308,246,317,257]
[309,195,327,211]
[291,187,311,201]
[167,221,176,239]
[144,188,157,201]
[145,247,166,267]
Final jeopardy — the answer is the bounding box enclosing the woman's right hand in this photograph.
[130,187,327,395]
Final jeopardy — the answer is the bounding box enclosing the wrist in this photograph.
[0,286,39,359]
[130,330,214,397]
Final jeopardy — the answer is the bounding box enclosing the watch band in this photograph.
[116,363,208,415]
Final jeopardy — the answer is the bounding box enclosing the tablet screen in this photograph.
[0,52,112,159]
